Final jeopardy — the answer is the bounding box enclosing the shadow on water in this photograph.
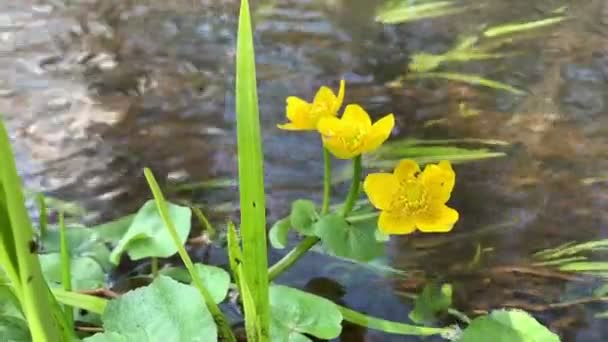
[2,0,608,340]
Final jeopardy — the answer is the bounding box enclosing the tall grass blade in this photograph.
[483,17,566,38]
[406,72,526,95]
[58,212,74,329]
[236,0,271,340]
[0,119,63,341]
[376,1,466,24]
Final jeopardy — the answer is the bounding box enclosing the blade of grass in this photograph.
[51,288,107,315]
[144,168,236,342]
[483,17,566,38]
[236,0,271,340]
[406,72,526,95]
[0,119,63,341]
[59,212,74,330]
[37,193,48,242]
[376,1,466,24]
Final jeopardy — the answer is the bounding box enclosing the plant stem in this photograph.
[341,155,362,217]
[346,211,379,223]
[59,211,74,329]
[37,193,48,242]
[267,155,363,281]
[150,257,159,278]
[268,236,319,281]
[321,148,331,215]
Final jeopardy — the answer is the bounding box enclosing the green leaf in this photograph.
[461,309,560,342]
[159,264,230,304]
[405,72,526,95]
[87,276,217,342]
[0,316,30,342]
[39,254,105,291]
[483,17,565,38]
[91,215,135,244]
[83,331,128,342]
[314,214,384,262]
[109,200,192,264]
[51,288,108,315]
[236,0,271,339]
[0,285,22,320]
[270,285,342,341]
[269,218,291,249]
[409,283,452,324]
[290,200,318,235]
[376,1,466,24]
[41,227,112,271]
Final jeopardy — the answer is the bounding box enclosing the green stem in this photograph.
[321,148,331,215]
[341,155,362,217]
[150,257,159,278]
[59,212,74,329]
[346,211,379,223]
[268,236,319,281]
[37,193,48,242]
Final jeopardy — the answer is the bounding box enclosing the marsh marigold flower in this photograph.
[363,159,459,234]
[277,80,345,131]
[317,104,394,159]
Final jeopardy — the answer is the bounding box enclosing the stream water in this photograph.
[1,0,608,341]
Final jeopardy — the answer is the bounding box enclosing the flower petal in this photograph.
[314,86,338,110]
[420,161,455,203]
[394,159,420,181]
[341,104,372,127]
[361,113,394,154]
[363,173,399,210]
[317,116,345,136]
[378,211,417,235]
[321,136,358,159]
[330,80,346,114]
[415,204,459,233]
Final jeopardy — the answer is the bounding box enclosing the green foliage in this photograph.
[159,264,231,304]
[290,200,318,235]
[405,72,526,95]
[376,1,466,24]
[85,276,217,342]
[269,285,342,341]
[314,214,384,262]
[39,255,105,291]
[460,309,560,342]
[269,218,291,249]
[409,283,453,324]
[41,227,112,271]
[0,316,30,342]
[109,200,192,264]
[235,0,271,339]
[483,17,565,38]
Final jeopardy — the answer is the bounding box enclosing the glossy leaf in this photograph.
[290,200,318,235]
[461,309,560,342]
[159,264,230,304]
[109,200,191,264]
[409,283,452,324]
[314,214,384,262]
[269,218,291,249]
[270,285,342,341]
[85,276,216,342]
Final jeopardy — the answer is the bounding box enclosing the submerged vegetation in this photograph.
[0,0,599,342]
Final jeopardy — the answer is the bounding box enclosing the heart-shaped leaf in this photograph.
[85,276,216,342]
[269,218,291,249]
[314,214,384,262]
[461,309,560,342]
[409,283,452,324]
[41,227,112,271]
[109,200,191,264]
[159,264,231,303]
[0,316,30,342]
[39,254,105,291]
[290,200,318,235]
[270,285,342,341]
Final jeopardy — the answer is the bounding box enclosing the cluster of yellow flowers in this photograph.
[278,81,458,235]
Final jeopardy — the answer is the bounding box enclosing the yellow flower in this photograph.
[363,159,459,235]
[317,104,394,159]
[278,80,345,131]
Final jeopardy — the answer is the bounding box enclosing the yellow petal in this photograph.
[322,136,358,159]
[420,161,455,203]
[313,86,337,109]
[317,116,345,136]
[341,104,372,127]
[286,96,312,121]
[378,211,416,235]
[415,204,459,233]
[330,80,346,114]
[394,159,420,181]
[363,173,399,210]
[361,113,394,153]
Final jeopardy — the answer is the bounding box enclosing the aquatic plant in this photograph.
[0,1,567,341]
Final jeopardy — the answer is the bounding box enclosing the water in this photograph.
[1,0,608,340]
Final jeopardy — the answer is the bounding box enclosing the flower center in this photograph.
[392,180,428,214]
[339,126,366,152]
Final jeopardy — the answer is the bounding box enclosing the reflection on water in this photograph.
[2,0,608,340]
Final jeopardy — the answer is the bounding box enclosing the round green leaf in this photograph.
[461,309,560,342]
[270,285,343,341]
[290,200,318,235]
[0,316,30,342]
[269,218,291,249]
[314,214,385,262]
[41,227,112,271]
[159,263,231,303]
[39,254,105,291]
[84,331,129,342]
[109,200,192,264]
[95,276,216,342]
